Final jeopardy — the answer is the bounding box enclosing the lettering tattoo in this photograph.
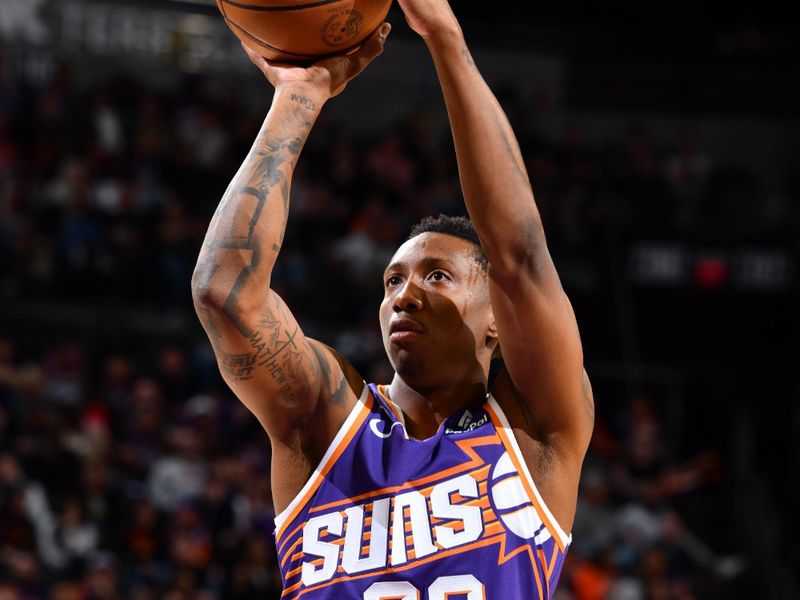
[222,352,257,380]
[217,296,313,403]
[247,326,300,402]
[290,93,317,112]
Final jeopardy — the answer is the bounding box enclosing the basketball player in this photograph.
[192,1,593,597]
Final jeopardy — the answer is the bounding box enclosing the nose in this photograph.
[392,280,423,313]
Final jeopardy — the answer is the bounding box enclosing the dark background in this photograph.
[0,1,798,598]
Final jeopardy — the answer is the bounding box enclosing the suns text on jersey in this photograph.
[300,473,484,586]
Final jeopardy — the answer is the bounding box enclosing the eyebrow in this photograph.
[384,256,454,275]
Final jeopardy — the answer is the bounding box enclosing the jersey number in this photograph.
[364,574,485,599]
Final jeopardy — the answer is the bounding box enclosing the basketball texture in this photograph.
[217,0,393,63]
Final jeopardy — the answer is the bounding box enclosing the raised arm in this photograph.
[399,2,592,527]
[191,31,389,449]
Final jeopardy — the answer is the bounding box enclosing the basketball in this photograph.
[216,0,393,63]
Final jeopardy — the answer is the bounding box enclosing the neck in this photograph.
[387,374,488,439]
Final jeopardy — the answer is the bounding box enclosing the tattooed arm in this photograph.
[191,29,390,493]
[398,1,591,533]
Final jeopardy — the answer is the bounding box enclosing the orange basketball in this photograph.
[217,0,392,63]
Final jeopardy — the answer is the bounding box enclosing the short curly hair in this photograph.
[408,214,488,272]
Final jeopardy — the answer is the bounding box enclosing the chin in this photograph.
[391,348,428,381]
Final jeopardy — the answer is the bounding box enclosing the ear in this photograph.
[485,314,500,357]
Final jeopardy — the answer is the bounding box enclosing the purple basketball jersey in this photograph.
[274,384,571,599]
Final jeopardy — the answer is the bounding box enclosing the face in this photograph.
[380,233,497,387]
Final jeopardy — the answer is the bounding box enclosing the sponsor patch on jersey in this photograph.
[445,408,490,435]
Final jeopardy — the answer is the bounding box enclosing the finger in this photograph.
[347,22,392,74]
[241,41,269,69]
[362,22,392,59]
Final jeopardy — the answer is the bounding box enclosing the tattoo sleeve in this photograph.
[191,89,329,408]
[193,91,319,338]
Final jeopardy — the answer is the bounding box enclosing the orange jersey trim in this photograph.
[275,388,374,542]
[485,400,570,551]
[376,385,404,422]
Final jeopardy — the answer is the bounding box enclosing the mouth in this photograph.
[389,319,424,343]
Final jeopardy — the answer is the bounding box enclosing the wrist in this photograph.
[421,25,465,53]
[274,83,329,113]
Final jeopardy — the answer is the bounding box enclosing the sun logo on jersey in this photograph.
[489,452,552,545]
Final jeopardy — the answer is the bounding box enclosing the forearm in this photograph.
[426,32,545,273]
[192,86,325,336]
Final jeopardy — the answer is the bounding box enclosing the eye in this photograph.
[385,275,402,287]
[427,270,450,282]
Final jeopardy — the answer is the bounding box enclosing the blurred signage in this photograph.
[630,243,690,286]
[0,0,247,72]
[630,242,794,292]
[730,249,793,291]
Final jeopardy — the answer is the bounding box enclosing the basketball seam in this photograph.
[220,0,341,11]
[223,15,322,57]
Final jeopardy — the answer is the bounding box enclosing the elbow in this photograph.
[190,263,226,313]
[191,286,221,315]
[191,279,219,317]
[191,261,269,318]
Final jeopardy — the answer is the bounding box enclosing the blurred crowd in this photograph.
[1,337,282,599]
[1,63,797,321]
[0,58,770,598]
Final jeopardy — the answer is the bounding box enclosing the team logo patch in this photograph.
[490,452,551,544]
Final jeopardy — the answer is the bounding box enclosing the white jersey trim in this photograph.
[273,384,371,537]
[487,395,572,549]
